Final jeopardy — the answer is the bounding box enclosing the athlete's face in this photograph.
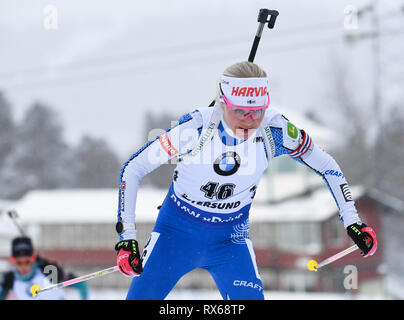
[221,103,266,140]
[12,255,34,276]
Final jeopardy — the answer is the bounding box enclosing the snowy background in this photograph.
[0,0,391,158]
[1,0,404,300]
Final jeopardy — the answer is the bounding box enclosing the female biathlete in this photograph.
[114,61,377,300]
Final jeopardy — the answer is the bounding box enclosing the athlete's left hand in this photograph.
[347,223,377,257]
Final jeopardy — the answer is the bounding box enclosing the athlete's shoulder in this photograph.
[263,108,303,152]
[192,106,211,117]
[192,106,215,124]
[263,108,288,127]
[173,107,204,130]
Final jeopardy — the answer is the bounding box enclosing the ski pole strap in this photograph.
[181,104,222,160]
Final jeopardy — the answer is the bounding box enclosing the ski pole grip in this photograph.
[258,9,279,29]
[267,10,279,29]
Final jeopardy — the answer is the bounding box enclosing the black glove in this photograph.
[347,223,377,257]
[115,239,143,276]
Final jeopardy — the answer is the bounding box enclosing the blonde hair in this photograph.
[216,61,267,102]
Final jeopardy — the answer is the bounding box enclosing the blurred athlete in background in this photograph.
[0,236,89,300]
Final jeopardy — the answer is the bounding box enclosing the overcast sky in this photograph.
[1,0,402,158]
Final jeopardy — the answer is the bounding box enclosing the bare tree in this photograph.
[324,58,375,189]
[324,55,404,201]
[373,106,404,200]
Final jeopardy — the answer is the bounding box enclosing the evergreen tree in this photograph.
[73,135,121,188]
[4,102,73,198]
[0,92,16,199]
[0,92,15,169]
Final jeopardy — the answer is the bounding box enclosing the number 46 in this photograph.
[200,182,235,200]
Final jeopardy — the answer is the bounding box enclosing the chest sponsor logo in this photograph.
[170,193,245,223]
[182,193,241,210]
[213,151,241,176]
[159,132,178,156]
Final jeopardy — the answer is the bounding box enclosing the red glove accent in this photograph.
[361,226,377,257]
[117,250,140,276]
[115,240,143,277]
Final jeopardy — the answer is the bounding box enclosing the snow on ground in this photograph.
[65,288,385,300]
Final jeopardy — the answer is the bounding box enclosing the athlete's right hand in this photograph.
[347,223,377,257]
[115,239,143,277]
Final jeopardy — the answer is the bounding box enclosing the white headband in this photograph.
[220,75,269,107]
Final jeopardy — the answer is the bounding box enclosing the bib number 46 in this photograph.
[200,182,235,200]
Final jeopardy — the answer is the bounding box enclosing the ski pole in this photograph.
[7,210,26,236]
[248,9,279,62]
[30,265,120,297]
[307,244,359,272]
